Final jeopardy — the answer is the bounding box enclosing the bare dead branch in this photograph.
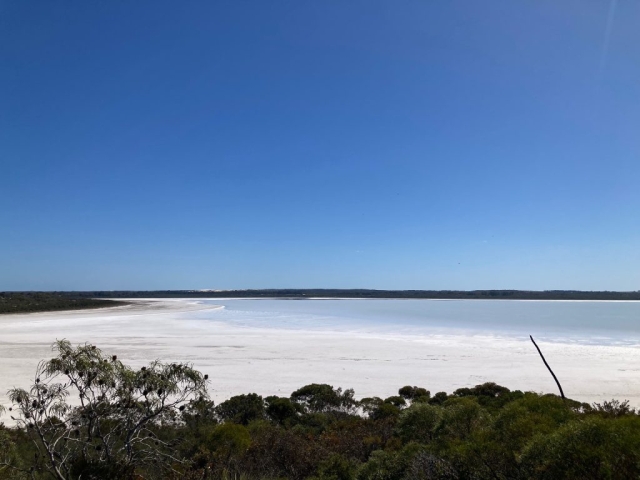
[530,335,565,401]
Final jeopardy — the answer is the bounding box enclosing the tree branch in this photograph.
[530,335,565,401]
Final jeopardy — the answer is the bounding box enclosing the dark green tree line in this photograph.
[2,342,639,480]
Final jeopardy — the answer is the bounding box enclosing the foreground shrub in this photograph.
[6,340,208,480]
[215,393,265,425]
[291,384,357,415]
[519,416,640,479]
[3,343,640,480]
[396,403,441,444]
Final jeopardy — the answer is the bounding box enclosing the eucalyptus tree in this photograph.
[6,340,209,480]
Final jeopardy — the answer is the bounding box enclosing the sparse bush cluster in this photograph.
[1,342,639,479]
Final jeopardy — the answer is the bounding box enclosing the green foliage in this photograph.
[291,384,357,415]
[360,397,400,421]
[4,347,640,480]
[491,393,577,447]
[216,393,265,425]
[452,382,523,410]
[437,397,488,441]
[241,423,324,480]
[382,396,406,408]
[265,396,302,426]
[295,412,332,435]
[591,398,637,418]
[402,450,459,480]
[5,340,208,479]
[0,292,122,314]
[356,448,405,480]
[396,403,441,444]
[398,386,430,402]
[428,391,449,405]
[207,423,251,458]
[313,453,358,480]
[519,416,640,479]
[0,426,28,479]
[181,395,217,429]
[356,443,427,480]
[453,382,509,398]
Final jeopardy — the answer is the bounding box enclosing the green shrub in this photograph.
[396,403,442,444]
[519,416,640,479]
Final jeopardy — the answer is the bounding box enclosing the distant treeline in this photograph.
[45,288,640,300]
[0,292,124,314]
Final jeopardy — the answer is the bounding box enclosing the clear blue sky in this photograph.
[1,1,639,291]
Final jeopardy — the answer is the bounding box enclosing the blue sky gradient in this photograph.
[1,1,639,291]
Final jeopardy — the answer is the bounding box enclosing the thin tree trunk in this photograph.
[530,335,565,400]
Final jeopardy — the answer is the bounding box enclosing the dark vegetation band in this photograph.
[1,341,638,479]
[0,293,124,314]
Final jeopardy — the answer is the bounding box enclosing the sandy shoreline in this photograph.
[1,299,639,422]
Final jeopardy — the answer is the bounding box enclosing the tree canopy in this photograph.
[1,342,639,480]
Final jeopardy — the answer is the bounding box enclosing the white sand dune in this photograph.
[1,299,639,422]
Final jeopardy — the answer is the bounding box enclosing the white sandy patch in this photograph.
[1,299,639,423]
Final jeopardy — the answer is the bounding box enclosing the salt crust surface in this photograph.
[1,299,639,422]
